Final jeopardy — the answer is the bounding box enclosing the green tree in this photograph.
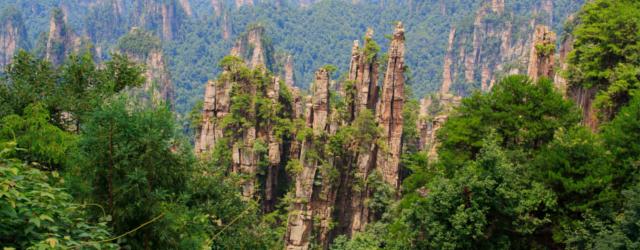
[0,50,57,119]
[387,137,557,249]
[602,94,640,190]
[534,127,616,244]
[567,0,640,119]
[78,97,192,248]
[0,141,116,249]
[437,75,580,171]
[0,103,76,170]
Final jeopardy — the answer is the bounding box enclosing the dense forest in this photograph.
[0,0,585,115]
[1,0,640,249]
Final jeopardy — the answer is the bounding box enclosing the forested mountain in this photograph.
[0,0,584,114]
[1,0,640,249]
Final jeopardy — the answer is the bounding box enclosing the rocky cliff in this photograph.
[417,0,575,159]
[116,28,174,104]
[441,0,564,95]
[527,25,556,82]
[45,9,89,66]
[194,23,407,249]
[230,25,274,70]
[0,7,28,69]
[195,26,292,213]
[132,0,189,41]
[376,22,405,189]
[285,68,333,250]
[285,23,406,249]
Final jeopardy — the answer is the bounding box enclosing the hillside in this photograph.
[0,0,584,114]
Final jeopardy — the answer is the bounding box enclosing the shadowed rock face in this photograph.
[196,23,407,250]
[45,9,85,66]
[230,26,273,70]
[284,23,408,249]
[376,22,405,189]
[0,8,27,68]
[132,0,189,41]
[118,28,174,105]
[285,68,332,250]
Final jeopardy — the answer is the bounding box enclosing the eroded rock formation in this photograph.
[133,0,189,41]
[284,23,407,249]
[195,79,230,154]
[230,25,273,70]
[527,25,556,82]
[375,22,405,189]
[442,0,564,95]
[45,9,87,66]
[179,0,192,17]
[211,0,222,16]
[196,23,407,250]
[117,28,174,104]
[417,93,460,160]
[0,7,28,68]
[285,69,333,250]
[196,26,290,211]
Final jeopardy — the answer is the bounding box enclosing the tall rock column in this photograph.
[355,29,379,114]
[117,28,174,105]
[527,25,557,82]
[285,68,332,250]
[0,8,27,69]
[45,9,85,66]
[195,79,231,154]
[376,22,405,189]
[264,76,282,211]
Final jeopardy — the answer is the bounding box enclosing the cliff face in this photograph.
[527,25,556,82]
[45,9,86,66]
[417,93,460,159]
[194,23,407,250]
[442,0,560,95]
[178,0,193,17]
[0,7,28,68]
[132,0,189,41]
[353,29,380,114]
[117,28,174,104]
[376,22,405,190]
[285,23,407,249]
[553,17,598,130]
[285,69,332,250]
[196,26,288,212]
[417,0,568,159]
[230,26,274,70]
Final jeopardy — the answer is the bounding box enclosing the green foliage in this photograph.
[535,43,555,57]
[362,35,381,63]
[103,53,146,93]
[0,50,56,118]
[329,109,380,156]
[567,0,640,119]
[388,137,557,249]
[602,94,640,189]
[437,75,580,171]
[535,127,615,212]
[534,127,617,243]
[77,97,194,248]
[0,103,76,170]
[0,141,116,249]
[401,96,420,153]
[187,100,204,134]
[115,28,161,58]
[0,50,144,130]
